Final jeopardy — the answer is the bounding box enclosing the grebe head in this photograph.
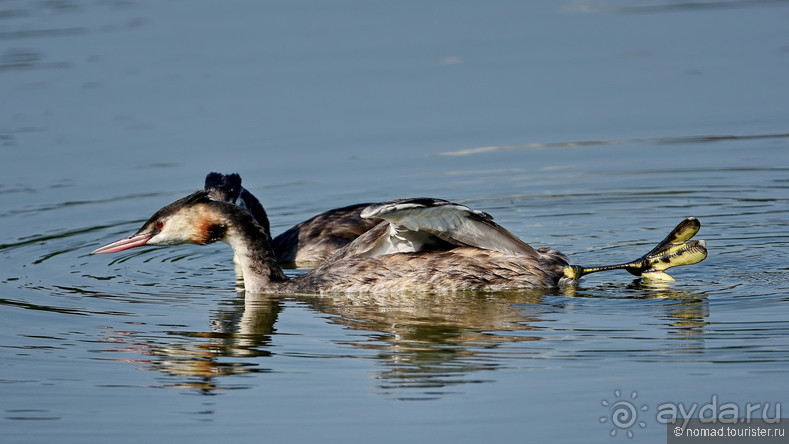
[91,191,228,254]
[204,172,242,203]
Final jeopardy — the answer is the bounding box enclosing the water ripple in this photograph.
[437,132,789,156]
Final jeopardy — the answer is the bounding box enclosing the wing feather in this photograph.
[342,198,538,259]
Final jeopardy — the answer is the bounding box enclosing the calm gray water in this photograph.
[2,1,788,443]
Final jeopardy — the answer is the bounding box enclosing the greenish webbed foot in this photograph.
[562,217,708,282]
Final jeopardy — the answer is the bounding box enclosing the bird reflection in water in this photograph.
[99,294,281,393]
[98,284,709,397]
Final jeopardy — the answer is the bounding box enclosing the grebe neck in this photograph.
[223,207,288,293]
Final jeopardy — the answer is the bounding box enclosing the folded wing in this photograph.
[334,198,539,259]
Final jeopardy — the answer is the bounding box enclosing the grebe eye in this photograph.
[155,221,164,229]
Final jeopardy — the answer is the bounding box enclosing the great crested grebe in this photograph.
[91,190,707,293]
[204,172,378,266]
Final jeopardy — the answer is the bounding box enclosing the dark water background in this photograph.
[2,1,788,443]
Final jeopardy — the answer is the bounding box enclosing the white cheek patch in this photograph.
[148,231,183,246]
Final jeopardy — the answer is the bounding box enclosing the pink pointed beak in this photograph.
[91,232,153,254]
